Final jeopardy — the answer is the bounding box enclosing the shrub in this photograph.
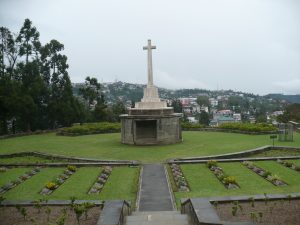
[295,166,300,171]
[223,176,237,185]
[67,165,77,172]
[262,171,272,178]
[219,123,277,132]
[46,182,57,190]
[60,122,121,135]
[207,160,218,168]
[181,122,205,129]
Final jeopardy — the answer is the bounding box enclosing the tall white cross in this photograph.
[143,39,156,86]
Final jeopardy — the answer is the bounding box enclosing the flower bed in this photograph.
[88,166,112,194]
[207,160,239,189]
[170,164,190,192]
[40,165,77,195]
[242,161,287,186]
[277,159,300,172]
[0,167,42,194]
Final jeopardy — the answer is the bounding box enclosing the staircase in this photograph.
[125,210,190,225]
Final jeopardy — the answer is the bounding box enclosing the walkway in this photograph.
[138,164,174,211]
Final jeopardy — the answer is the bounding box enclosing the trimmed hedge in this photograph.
[219,122,277,132]
[58,122,121,136]
[181,122,205,129]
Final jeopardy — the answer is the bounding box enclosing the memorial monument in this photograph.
[120,40,182,145]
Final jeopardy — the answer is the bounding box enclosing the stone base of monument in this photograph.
[120,108,182,145]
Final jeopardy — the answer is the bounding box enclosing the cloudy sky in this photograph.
[1,0,300,95]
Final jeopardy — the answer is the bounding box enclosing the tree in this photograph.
[196,95,209,107]
[277,103,300,123]
[199,110,210,126]
[79,76,101,109]
[16,19,40,64]
[171,99,182,113]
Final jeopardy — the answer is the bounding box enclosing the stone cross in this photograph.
[143,39,156,86]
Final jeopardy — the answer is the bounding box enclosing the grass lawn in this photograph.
[0,132,299,163]
[99,166,139,203]
[249,149,300,158]
[3,167,64,200]
[2,166,139,202]
[0,168,31,186]
[174,162,300,206]
[0,156,61,164]
[50,167,102,200]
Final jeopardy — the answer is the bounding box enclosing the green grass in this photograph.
[3,168,64,200]
[0,168,31,186]
[0,156,61,164]
[2,167,139,202]
[249,149,300,158]
[0,132,299,163]
[100,166,139,203]
[50,167,102,200]
[174,162,300,206]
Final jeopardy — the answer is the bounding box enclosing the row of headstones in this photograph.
[207,161,240,189]
[171,159,300,191]
[170,164,190,192]
[0,167,42,194]
[40,166,113,195]
[242,161,287,186]
[40,165,77,195]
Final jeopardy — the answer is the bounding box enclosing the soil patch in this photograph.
[216,199,300,225]
[0,205,101,225]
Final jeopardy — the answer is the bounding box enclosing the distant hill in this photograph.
[264,94,300,103]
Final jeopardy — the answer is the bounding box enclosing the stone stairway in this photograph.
[125,210,190,225]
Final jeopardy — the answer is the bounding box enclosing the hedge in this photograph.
[218,122,277,132]
[58,122,121,136]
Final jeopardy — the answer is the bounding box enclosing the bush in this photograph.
[181,122,205,129]
[223,176,237,185]
[67,165,77,172]
[59,122,121,135]
[207,160,218,168]
[46,182,57,190]
[219,123,277,132]
[262,171,271,178]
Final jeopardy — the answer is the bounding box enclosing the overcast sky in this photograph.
[1,0,300,95]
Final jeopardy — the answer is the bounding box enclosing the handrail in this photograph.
[96,200,131,225]
[181,198,201,225]
[118,200,131,225]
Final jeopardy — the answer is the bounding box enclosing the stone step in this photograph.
[132,211,180,216]
[125,211,190,225]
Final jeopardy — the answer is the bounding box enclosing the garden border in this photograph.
[0,151,140,165]
[168,145,300,163]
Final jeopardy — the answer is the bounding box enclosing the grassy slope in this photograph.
[0,156,60,164]
[3,167,139,202]
[0,132,299,163]
[175,162,300,205]
[0,168,31,186]
[3,168,64,200]
[50,167,102,200]
[99,166,139,202]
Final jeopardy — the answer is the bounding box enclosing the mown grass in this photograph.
[0,156,60,164]
[0,168,31,186]
[249,149,300,158]
[0,132,299,163]
[3,167,64,200]
[50,167,102,200]
[2,166,139,202]
[100,166,140,203]
[174,162,300,206]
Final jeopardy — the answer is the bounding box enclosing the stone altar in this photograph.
[120,40,182,145]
